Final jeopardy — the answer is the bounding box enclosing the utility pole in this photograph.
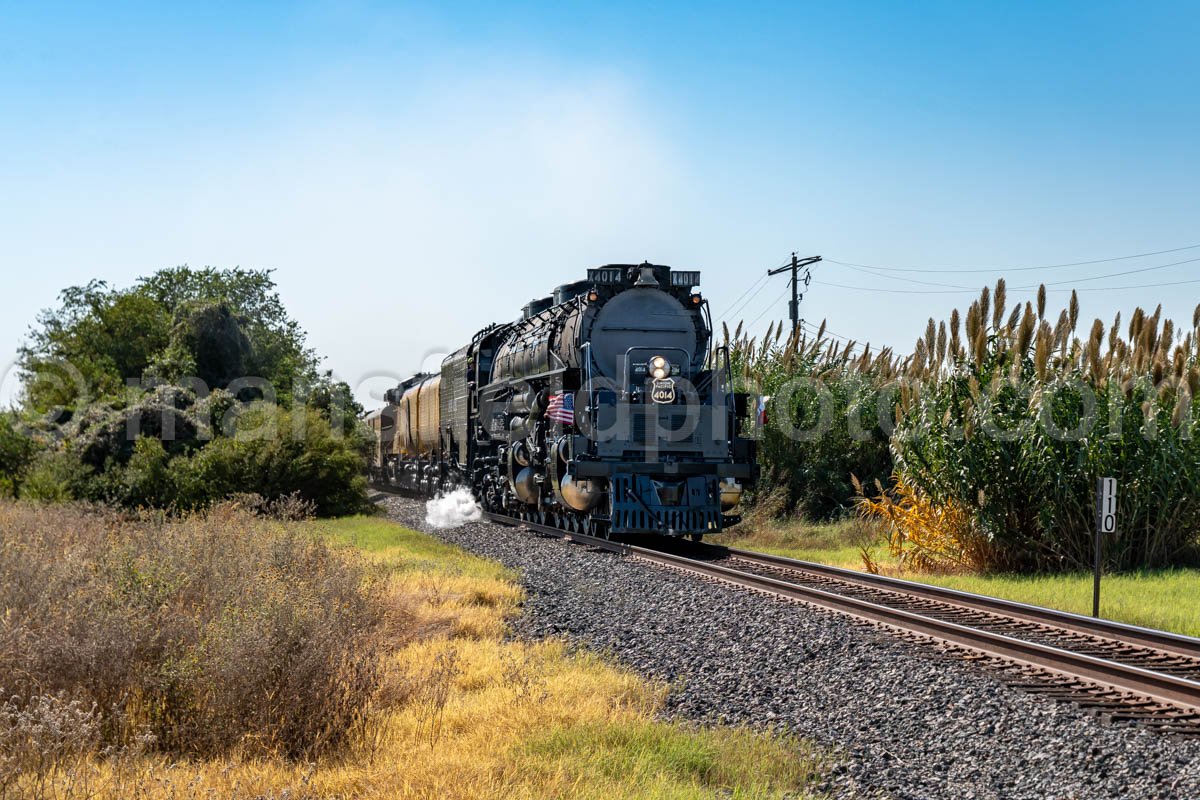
[768,253,822,337]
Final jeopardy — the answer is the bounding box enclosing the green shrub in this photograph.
[730,321,898,520]
[112,436,176,509]
[0,413,38,497]
[184,403,372,517]
[19,449,92,503]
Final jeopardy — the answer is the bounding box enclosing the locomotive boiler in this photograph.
[367,262,757,538]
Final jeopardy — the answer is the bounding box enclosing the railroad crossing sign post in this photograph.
[1094,477,1117,618]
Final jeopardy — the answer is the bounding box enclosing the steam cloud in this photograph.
[425,488,483,529]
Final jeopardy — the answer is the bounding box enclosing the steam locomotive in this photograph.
[365,263,757,538]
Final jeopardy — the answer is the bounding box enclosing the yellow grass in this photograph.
[853,475,985,573]
[35,515,822,799]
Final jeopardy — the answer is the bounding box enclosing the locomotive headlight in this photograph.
[648,355,672,380]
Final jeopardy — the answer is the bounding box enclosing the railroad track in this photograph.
[484,510,1200,737]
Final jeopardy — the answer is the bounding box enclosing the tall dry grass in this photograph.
[893,282,1200,571]
[0,500,382,789]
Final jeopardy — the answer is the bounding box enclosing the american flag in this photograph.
[546,392,575,425]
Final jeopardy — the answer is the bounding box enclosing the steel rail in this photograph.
[484,512,1200,713]
[708,545,1200,660]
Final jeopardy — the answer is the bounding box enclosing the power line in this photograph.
[815,274,1200,295]
[713,272,769,321]
[825,242,1200,274]
[833,255,1200,292]
[1074,276,1200,292]
[744,283,793,328]
[802,320,867,349]
[1036,256,1200,287]
[798,320,898,355]
[718,276,773,324]
[836,261,976,290]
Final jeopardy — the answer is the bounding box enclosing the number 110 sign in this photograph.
[1096,478,1117,535]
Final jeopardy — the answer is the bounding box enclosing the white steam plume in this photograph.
[425,488,483,529]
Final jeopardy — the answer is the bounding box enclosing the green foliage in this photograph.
[136,266,318,403]
[113,436,175,509]
[19,267,318,412]
[17,403,371,517]
[158,302,253,388]
[180,404,373,517]
[729,320,898,520]
[11,266,369,515]
[732,284,1200,572]
[20,449,91,503]
[304,375,365,435]
[20,283,171,410]
[0,413,38,497]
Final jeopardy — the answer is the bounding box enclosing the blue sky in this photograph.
[2,1,1199,406]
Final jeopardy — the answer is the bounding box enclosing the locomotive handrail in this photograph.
[710,344,739,455]
[582,341,595,430]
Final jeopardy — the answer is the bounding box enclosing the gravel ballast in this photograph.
[380,494,1200,799]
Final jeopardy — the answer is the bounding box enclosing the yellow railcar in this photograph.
[416,375,442,456]
[395,375,441,458]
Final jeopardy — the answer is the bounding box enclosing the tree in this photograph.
[136,267,318,402]
[19,267,320,410]
[20,282,171,411]
[13,266,369,516]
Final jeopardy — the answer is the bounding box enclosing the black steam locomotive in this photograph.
[365,263,757,538]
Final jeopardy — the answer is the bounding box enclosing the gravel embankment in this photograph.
[380,494,1200,799]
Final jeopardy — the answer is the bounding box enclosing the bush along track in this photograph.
[382,494,1200,800]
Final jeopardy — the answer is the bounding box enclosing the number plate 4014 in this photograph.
[651,378,676,404]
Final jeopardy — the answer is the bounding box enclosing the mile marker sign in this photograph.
[1097,478,1117,535]
[1093,477,1117,617]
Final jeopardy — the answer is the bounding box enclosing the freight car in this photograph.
[369,262,757,538]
